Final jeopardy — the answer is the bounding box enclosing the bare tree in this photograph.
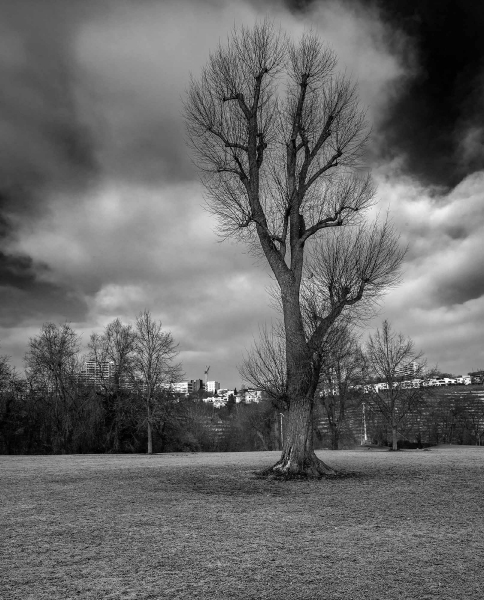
[365,320,427,450]
[239,322,289,450]
[25,323,81,453]
[0,354,23,454]
[241,321,365,451]
[133,310,183,454]
[186,21,404,476]
[239,321,288,409]
[89,319,136,392]
[0,354,18,391]
[319,326,365,450]
[87,318,136,451]
[466,401,484,446]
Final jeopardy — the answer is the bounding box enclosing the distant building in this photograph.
[206,380,220,393]
[214,389,236,401]
[203,395,228,408]
[237,388,264,403]
[395,361,421,378]
[192,379,204,392]
[172,379,205,395]
[81,360,115,386]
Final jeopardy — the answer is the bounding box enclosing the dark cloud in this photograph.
[444,224,469,241]
[0,0,101,311]
[293,1,484,188]
[0,252,48,290]
[362,0,484,187]
[0,252,88,327]
[0,1,100,222]
[0,0,100,328]
[434,269,484,307]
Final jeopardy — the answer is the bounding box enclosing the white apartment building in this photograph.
[206,380,221,393]
[237,388,264,403]
[203,395,228,408]
[172,379,204,395]
[395,361,421,378]
[81,360,115,385]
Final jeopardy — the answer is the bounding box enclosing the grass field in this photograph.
[1,447,483,600]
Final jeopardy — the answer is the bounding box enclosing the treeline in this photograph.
[0,313,285,455]
[0,369,283,455]
[330,389,484,449]
[2,356,483,455]
[1,318,484,454]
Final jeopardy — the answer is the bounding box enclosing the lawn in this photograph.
[1,447,483,600]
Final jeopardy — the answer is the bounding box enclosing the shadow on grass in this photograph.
[253,468,361,481]
[166,465,366,499]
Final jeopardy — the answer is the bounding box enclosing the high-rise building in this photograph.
[395,362,421,378]
[81,360,115,386]
[206,380,220,393]
[172,379,205,395]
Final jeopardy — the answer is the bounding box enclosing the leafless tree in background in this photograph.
[89,319,136,392]
[241,321,366,451]
[239,321,288,409]
[133,310,182,454]
[319,325,365,450]
[186,21,404,476]
[0,354,18,392]
[365,320,426,450]
[88,318,136,451]
[25,323,81,453]
[0,354,22,454]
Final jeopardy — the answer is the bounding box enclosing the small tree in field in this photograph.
[133,310,182,454]
[365,320,426,450]
[186,21,404,477]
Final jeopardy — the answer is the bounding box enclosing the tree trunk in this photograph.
[330,424,340,450]
[274,416,282,451]
[264,398,336,477]
[261,296,338,478]
[391,423,398,450]
[390,395,398,450]
[255,430,269,451]
[147,404,153,455]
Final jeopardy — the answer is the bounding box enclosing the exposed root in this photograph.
[256,455,342,480]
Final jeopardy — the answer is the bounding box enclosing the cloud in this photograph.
[354,0,484,187]
[72,0,412,185]
[4,0,481,384]
[367,170,484,374]
[73,0,263,186]
[0,0,414,386]
[0,1,99,229]
[6,177,277,383]
[458,126,484,173]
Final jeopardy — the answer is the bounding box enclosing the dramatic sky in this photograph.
[1,0,483,386]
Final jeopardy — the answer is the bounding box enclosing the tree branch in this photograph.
[304,149,342,191]
[223,93,251,119]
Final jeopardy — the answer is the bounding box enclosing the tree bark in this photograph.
[264,397,336,477]
[259,291,339,477]
[263,339,337,477]
[147,404,153,455]
[330,425,340,451]
[391,423,398,451]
